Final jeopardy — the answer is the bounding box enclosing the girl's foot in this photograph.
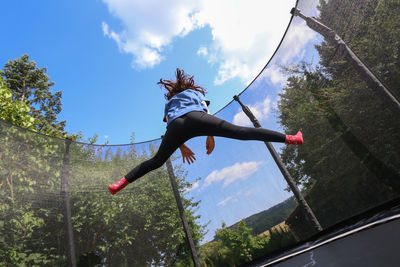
[285,131,303,145]
[108,177,129,195]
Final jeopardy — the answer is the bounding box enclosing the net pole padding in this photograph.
[165,157,201,267]
[291,8,400,114]
[61,138,77,267]
[233,95,323,233]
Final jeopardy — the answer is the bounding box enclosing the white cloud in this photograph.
[197,46,208,57]
[299,0,321,17]
[244,188,260,197]
[101,0,296,82]
[277,21,316,64]
[233,96,272,126]
[195,0,295,85]
[218,196,232,206]
[263,64,287,86]
[217,196,238,206]
[257,21,316,86]
[102,0,199,69]
[203,161,262,189]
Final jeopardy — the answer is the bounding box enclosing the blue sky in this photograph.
[1,0,322,242]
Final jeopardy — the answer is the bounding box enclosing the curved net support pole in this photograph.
[233,95,323,233]
[165,157,200,267]
[291,7,400,114]
[61,138,77,267]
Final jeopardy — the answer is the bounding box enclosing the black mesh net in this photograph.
[0,123,191,266]
[1,0,399,266]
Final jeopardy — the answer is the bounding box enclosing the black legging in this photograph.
[125,111,285,182]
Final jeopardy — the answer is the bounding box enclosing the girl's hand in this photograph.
[206,136,215,155]
[179,144,196,164]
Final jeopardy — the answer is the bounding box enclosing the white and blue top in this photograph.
[163,89,210,125]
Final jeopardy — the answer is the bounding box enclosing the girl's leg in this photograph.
[124,117,189,183]
[109,116,191,194]
[185,111,286,142]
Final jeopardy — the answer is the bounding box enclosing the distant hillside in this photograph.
[228,197,296,235]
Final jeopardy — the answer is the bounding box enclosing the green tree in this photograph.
[0,120,67,266]
[0,121,205,266]
[65,143,205,266]
[317,0,400,98]
[278,0,400,231]
[215,221,257,266]
[1,77,65,266]
[0,56,84,266]
[1,54,66,137]
[0,76,36,130]
[199,221,295,266]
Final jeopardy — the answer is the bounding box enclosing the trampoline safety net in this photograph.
[1,0,399,266]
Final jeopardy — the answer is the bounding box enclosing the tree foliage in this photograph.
[0,120,67,266]
[279,0,400,231]
[1,54,66,137]
[0,121,205,266]
[199,221,295,267]
[67,143,205,266]
[0,77,36,130]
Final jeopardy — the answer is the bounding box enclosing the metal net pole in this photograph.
[165,157,200,267]
[60,138,76,267]
[233,95,323,233]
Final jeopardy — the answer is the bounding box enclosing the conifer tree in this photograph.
[1,54,66,136]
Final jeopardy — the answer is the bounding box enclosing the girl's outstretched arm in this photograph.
[179,144,196,164]
[206,136,215,155]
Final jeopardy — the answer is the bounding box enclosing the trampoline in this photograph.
[252,201,400,267]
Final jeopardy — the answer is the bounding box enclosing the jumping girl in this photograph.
[108,68,303,195]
